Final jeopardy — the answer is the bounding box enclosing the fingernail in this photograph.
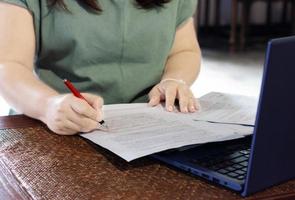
[190,106,196,112]
[183,107,188,113]
[167,106,173,112]
[148,100,155,107]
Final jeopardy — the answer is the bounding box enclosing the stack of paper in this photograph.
[81,92,258,162]
[196,92,257,125]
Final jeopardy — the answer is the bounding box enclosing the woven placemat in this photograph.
[1,126,295,200]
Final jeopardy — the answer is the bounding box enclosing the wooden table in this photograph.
[1,115,295,200]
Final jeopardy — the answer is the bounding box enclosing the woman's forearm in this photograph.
[0,61,59,120]
[162,49,201,86]
[162,18,201,87]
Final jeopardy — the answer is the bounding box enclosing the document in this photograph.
[195,92,258,125]
[81,92,257,161]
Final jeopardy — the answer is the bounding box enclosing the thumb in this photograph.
[82,93,104,121]
[148,88,161,107]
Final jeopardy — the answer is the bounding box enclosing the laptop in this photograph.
[152,36,295,196]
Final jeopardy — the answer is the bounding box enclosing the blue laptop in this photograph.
[152,36,295,196]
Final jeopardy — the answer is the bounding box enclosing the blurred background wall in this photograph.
[198,0,290,25]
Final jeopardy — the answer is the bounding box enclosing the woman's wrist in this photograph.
[160,78,187,86]
[38,93,59,123]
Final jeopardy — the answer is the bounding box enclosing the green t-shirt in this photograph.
[1,0,197,104]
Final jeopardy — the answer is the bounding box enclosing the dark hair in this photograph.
[48,0,171,12]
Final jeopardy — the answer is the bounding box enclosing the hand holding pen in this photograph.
[41,80,108,135]
[63,79,109,132]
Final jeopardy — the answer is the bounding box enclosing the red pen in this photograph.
[63,79,108,131]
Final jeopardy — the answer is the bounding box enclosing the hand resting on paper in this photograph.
[148,79,200,113]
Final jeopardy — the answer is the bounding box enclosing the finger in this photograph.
[148,87,161,106]
[177,88,189,113]
[52,127,77,136]
[80,119,99,132]
[82,93,104,111]
[76,117,98,133]
[148,95,161,106]
[81,93,104,121]
[67,109,98,132]
[63,119,82,133]
[58,128,79,135]
[85,94,104,121]
[70,97,99,122]
[49,112,80,135]
[188,97,197,112]
[165,86,177,112]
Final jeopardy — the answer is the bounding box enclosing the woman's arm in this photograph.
[163,18,201,86]
[0,3,103,135]
[0,3,57,119]
[149,18,201,112]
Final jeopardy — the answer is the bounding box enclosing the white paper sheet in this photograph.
[81,92,256,161]
[194,92,258,125]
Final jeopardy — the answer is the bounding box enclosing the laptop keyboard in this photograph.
[190,143,250,181]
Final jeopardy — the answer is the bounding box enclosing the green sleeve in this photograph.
[0,0,29,10]
[176,0,198,27]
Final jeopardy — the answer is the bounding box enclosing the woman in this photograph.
[0,0,201,135]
